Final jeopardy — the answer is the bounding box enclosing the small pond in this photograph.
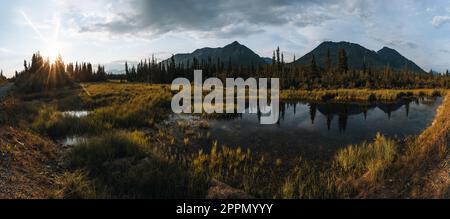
[175,97,442,160]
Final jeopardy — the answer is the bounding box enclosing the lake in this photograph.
[183,97,442,161]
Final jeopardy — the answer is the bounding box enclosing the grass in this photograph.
[53,84,450,199]
[32,107,110,138]
[64,131,208,198]
[276,134,396,199]
[279,160,343,199]
[89,92,171,128]
[51,170,98,199]
[334,133,396,182]
[2,81,448,199]
[281,88,445,102]
[385,91,450,198]
[0,97,39,126]
[30,83,173,138]
[191,141,279,198]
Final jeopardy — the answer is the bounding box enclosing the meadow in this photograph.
[1,82,448,198]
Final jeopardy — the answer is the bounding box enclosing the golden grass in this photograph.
[50,170,98,199]
[383,92,450,198]
[281,88,446,102]
[65,131,209,198]
[4,81,449,199]
[334,133,397,182]
[60,83,450,198]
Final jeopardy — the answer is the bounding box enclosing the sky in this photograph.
[1,0,450,77]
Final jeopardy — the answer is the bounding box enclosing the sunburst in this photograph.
[45,41,63,62]
[20,10,64,62]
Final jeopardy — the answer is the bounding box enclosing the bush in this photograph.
[432,90,441,97]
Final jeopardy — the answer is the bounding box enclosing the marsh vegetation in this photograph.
[2,81,446,199]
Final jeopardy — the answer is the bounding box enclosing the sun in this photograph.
[45,41,64,62]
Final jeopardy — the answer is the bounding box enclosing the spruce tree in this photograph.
[325,48,332,73]
[338,48,348,73]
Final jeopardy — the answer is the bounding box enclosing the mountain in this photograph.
[163,41,266,68]
[104,60,139,74]
[262,57,273,64]
[376,46,425,73]
[293,41,425,73]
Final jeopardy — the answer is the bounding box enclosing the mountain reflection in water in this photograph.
[184,97,442,161]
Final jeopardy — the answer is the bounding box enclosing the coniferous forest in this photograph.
[3,0,450,206]
[121,47,449,89]
[13,52,107,93]
[10,45,450,94]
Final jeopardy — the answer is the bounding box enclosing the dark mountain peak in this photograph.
[375,46,423,72]
[224,41,245,50]
[294,41,425,73]
[229,41,241,46]
[377,46,400,54]
[377,46,405,58]
[379,46,394,51]
[192,47,212,53]
[164,41,266,67]
[191,41,244,54]
[319,41,358,46]
[316,41,375,53]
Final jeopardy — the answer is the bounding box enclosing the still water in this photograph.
[202,97,442,160]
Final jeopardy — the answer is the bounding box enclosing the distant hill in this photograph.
[262,57,273,64]
[293,41,425,73]
[104,60,139,74]
[163,41,266,68]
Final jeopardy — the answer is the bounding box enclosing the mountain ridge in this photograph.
[162,41,266,68]
[293,41,425,73]
[157,41,425,73]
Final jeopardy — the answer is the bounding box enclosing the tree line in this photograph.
[9,48,450,93]
[13,52,107,92]
[120,47,450,89]
[0,70,6,84]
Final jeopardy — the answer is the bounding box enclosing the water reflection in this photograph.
[62,111,90,118]
[201,97,442,160]
[255,98,439,133]
[58,136,87,147]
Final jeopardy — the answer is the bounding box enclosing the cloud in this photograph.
[369,35,419,51]
[0,48,10,53]
[432,15,450,27]
[71,0,371,38]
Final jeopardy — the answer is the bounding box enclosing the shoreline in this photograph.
[368,92,449,198]
[280,88,446,102]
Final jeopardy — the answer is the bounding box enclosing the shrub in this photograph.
[432,90,441,97]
